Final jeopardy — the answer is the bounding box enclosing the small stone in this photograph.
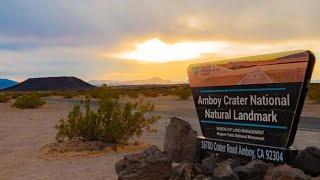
[193,174,213,180]
[234,159,269,180]
[170,163,204,180]
[115,159,125,174]
[294,146,320,176]
[269,164,311,180]
[312,175,320,180]
[213,159,239,180]
[115,145,172,180]
[201,154,217,175]
[306,146,320,159]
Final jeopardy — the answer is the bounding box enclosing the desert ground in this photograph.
[0,96,319,180]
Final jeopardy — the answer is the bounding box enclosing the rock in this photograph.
[263,166,275,180]
[213,159,240,180]
[312,176,320,180]
[115,145,172,180]
[164,117,198,163]
[201,154,217,175]
[306,146,320,159]
[234,159,269,180]
[115,159,125,174]
[294,146,320,176]
[193,174,213,180]
[170,163,203,180]
[268,164,311,180]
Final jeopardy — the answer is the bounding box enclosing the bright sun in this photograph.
[116,38,228,63]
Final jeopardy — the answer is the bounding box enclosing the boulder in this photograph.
[170,163,203,180]
[213,159,240,180]
[294,146,320,176]
[193,174,213,180]
[164,117,197,163]
[267,164,310,180]
[115,145,172,180]
[234,159,269,180]
[202,154,218,175]
[312,176,320,180]
[115,159,125,174]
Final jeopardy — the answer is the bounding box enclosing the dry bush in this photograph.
[89,84,119,99]
[308,84,320,103]
[12,93,46,109]
[55,87,160,144]
[61,91,77,99]
[0,93,10,103]
[10,92,23,99]
[171,87,192,100]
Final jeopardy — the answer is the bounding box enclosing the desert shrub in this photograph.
[0,93,10,103]
[126,91,139,98]
[10,92,23,99]
[12,93,46,109]
[172,87,192,100]
[141,89,160,98]
[308,84,320,103]
[61,91,77,99]
[55,88,160,143]
[90,84,118,99]
[37,91,54,98]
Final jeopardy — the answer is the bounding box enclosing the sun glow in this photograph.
[116,38,228,63]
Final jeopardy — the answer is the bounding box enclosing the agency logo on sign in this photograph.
[188,50,315,163]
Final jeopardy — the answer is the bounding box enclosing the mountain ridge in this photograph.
[0,79,18,89]
[89,77,185,86]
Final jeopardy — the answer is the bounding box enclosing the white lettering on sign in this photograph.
[198,94,290,107]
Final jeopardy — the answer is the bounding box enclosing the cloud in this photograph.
[0,0,320,81]
[1,0,320,46]
[113,38,228,62]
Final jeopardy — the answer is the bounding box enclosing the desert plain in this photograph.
[0,96,319,180]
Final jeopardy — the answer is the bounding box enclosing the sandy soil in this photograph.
[0,96,319,180]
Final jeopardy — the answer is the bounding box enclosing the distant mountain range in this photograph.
[0,79,18,89]
[5,76,95,91]
[89,77,184,86]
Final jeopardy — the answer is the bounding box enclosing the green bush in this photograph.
[141,90,159,98]
[10,92,23,99]
[172,88,192,100]
[0,93,10,103]
[62,91,76,99]
[308,84,320,103]
[55,88,160,143]
[126,91,139,98]
[12,94,46,109]
[90,84,119,99]
[38,92,54,98]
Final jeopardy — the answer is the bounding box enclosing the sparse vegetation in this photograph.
[62,91,76,99]
[55,87,160,144]
[90,84,119,99]
[126,91,139,98]
[308,84,320,103]
[5,84,192,107]
[12,93,46,109]
[171,87,192,100]
[0,93,10,103]
[10,92,23,99]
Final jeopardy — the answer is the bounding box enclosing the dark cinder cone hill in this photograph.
[4,76,96,91]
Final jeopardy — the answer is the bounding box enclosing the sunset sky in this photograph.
[0,0,319,82]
